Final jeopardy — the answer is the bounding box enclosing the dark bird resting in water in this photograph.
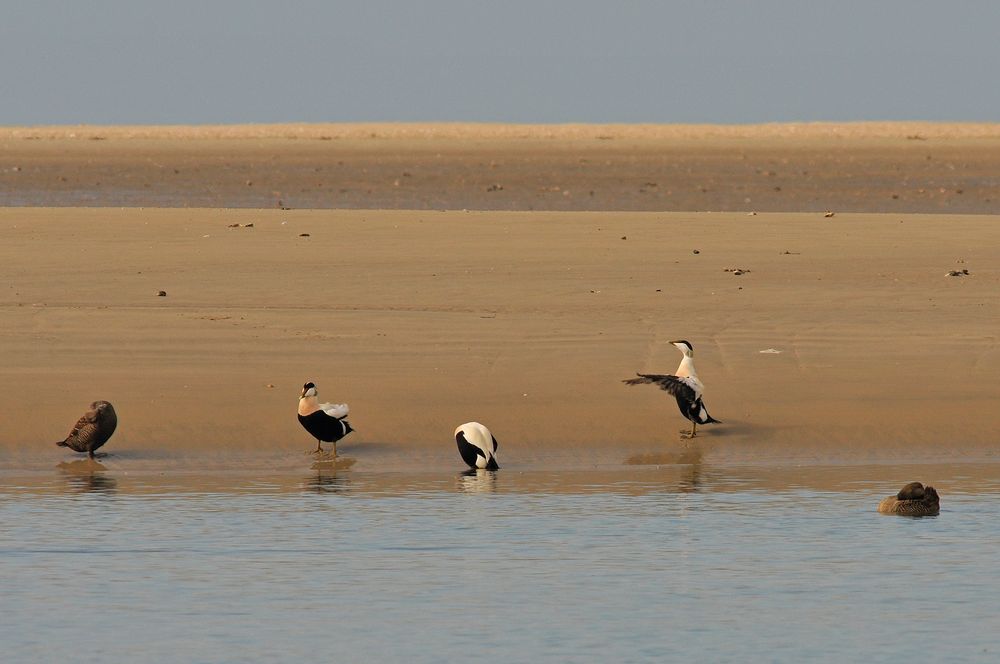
[878,482,940,516]
[455,422,499,470]
[623,340,721,438]
[297,382,354,455]
[56,400,117,458]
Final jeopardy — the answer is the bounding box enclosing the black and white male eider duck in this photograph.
[297,382,354,454]
[623,339,721,438]
[56,400,118,458]
[878,482,940,516]
[455,422,499,470]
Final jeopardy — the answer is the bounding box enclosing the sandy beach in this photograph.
[2,131,999,471]
[2,123,999,471]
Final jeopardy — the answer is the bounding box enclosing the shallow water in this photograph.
[3,465,999,663]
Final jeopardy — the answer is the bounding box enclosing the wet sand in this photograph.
[2,203,998,470]
[6,461,999,498]
[3,122,1000,214]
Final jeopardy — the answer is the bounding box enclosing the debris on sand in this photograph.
[156,290,167,297]
[946,269,970,277]
[824,211,836,218]
[724,267,751,275]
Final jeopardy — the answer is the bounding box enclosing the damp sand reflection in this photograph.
[56,458,118,494]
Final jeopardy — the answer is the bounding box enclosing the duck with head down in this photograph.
[455,422,499,470]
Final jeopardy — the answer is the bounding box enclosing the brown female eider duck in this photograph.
[56,400,118,458]
[878,482,940,516]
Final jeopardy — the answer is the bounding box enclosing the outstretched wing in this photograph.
[622,373,699,402]
[623,373,715,423]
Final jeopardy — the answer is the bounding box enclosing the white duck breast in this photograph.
[455,422,499,470]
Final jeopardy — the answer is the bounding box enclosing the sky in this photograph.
[2,0,999,125]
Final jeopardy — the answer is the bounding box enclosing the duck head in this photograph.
[670,340,694,358]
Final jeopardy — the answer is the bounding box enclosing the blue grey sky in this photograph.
[2,1,999,125]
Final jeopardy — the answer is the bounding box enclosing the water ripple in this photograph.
[2,467,1000,662]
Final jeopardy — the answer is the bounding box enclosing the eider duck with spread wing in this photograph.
[623,340,721,438]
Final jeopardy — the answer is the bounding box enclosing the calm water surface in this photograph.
[2,465,999,663]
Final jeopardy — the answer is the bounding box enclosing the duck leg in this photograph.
[315,439,324,453]
[691,421,698,438]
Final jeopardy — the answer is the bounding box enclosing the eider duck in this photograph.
[56,400,118,458]
[878,482,940,516]
[455,422,499,470]
[623,340,721,437]
[297,382,354,454]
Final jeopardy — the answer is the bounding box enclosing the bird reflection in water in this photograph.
[304,457,355,494]
[57,458,118,494]
[457,468,498,494]
[624,443,704,493]
[676,445,703,493]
